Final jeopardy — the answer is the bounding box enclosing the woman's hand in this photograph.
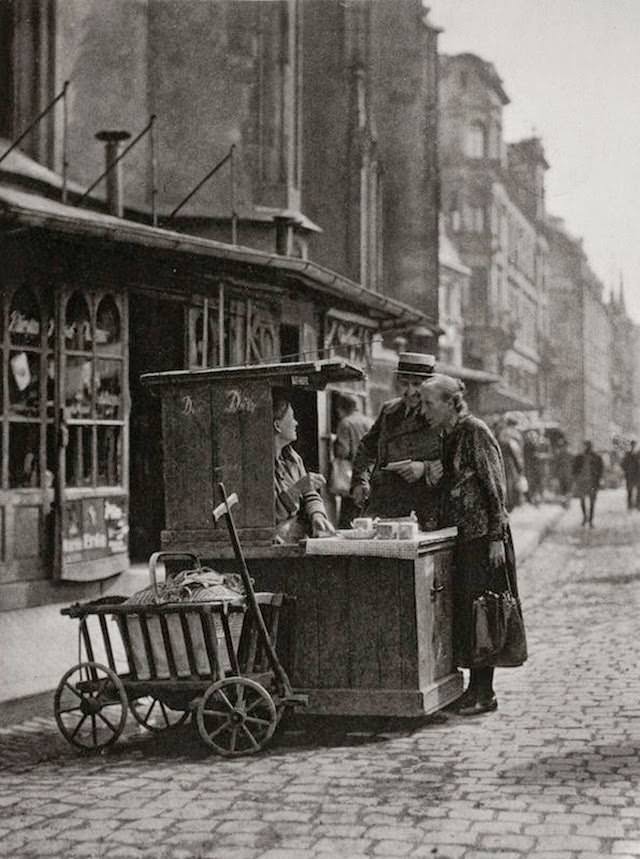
[310,512,335,537]
[488,540,506,568]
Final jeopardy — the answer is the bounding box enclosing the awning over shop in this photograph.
[0,185,439,334]
[435,362,501,385]
[479,384,538,414]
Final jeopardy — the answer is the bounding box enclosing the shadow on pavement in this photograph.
[498,742,640,785]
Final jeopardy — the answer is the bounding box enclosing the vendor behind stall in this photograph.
[273,392,335,543]
[350,352,443,528]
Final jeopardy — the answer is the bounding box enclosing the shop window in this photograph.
[96,296,121,352]
[9,423,41,488]
[66,425,93,487]
[62,290,126,489]
[97,426,122,486]
[7,287,44,488]
[65,292,92,350]
[96,359,122,420]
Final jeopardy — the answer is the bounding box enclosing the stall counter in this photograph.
[186,527,462,717]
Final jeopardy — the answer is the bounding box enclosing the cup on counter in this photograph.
[352,517,374,531]
[398,521,419,540]
[375,521,398,540]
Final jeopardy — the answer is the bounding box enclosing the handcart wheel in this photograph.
[130,696,190,732]
[196,677,277,756]
[54,662,128,751]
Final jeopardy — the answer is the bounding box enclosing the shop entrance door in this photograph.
[128,294,184,561]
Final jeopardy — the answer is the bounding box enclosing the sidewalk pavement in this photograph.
[0,501,565,706]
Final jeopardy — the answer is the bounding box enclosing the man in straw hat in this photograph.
[350,352,443,528]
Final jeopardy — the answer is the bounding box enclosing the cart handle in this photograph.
[148,551,202,602]
[213,493,238,521]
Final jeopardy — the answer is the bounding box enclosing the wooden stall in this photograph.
[141,360,462,717]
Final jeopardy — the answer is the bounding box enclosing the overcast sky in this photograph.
[426,0,640,322]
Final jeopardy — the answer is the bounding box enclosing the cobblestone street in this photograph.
[1,488,640,858]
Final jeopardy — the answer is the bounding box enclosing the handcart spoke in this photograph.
[63,681,83,701]
[240,724,260,750]
[245,696,268,715]
[202,707,230,720]
[57,705,83,716]
[229,726,238,753]
[96,710,118,733]
[244,715,271,728]
[70,713,88,740]
[206,721,234,741]
[216,691,236,713]
[131,697,190,733]
[91,715,98,746]
[142,699,158,723]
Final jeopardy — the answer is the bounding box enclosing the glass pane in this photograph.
[96,296,122,354]
[9,350,41,417]
[65,356,93,419]
[97,426,122,486]
[95,359,122,419]
[66,425,93,487]
[9,423,41,488]
[9,287,41,347]
[65,291,92,351]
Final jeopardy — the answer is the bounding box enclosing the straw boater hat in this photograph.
[396,352,436,377]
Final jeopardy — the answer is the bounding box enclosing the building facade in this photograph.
[438,53,549,416]
[0,0,436,671]
[545,217,612,452]
[302,0,441,352]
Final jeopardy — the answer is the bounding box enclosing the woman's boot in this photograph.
[459,668,498,716]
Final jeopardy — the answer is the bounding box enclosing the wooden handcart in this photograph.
[54,485,305,756]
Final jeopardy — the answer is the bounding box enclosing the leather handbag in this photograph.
[471,568,527,668]
[328,457,352,497]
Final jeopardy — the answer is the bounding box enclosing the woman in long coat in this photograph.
[420,374,527,716]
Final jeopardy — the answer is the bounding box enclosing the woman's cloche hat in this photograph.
[396,352,436,377]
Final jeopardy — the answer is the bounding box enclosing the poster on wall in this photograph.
[62,496,128,562]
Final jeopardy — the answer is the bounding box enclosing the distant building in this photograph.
[545,216,612,452]
[438,53,549,416]
[608,282,636,443]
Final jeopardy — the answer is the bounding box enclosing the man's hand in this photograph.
[351,483,369,508]
[488,540,506,568]
[390,460,425,484]
[310,512,335,537]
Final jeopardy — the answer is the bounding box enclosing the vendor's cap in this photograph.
[396,352,436,377]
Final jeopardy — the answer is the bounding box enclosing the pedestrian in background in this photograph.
[572,440,604,528]
[420,373,526,716]
[332,393,373,528]
[350,352,443,530]
[620,440,640,511]
[554,436,573,509]
[497,416,525,511]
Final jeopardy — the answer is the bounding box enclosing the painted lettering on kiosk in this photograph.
[223,387,256,415]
